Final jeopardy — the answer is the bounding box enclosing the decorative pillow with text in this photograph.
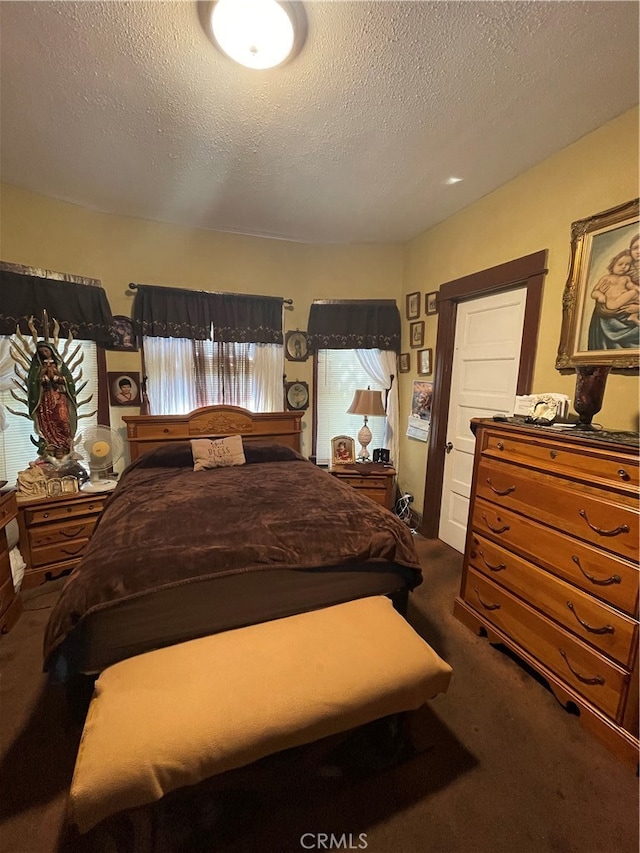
[191,435,246,471]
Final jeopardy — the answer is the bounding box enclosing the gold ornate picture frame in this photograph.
[556,198,639,369]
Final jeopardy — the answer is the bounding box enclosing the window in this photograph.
[143,337,284,415]
[315,350,386,466]
[0,339,100,487]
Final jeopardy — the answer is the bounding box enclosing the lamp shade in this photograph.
[347,389,386,417]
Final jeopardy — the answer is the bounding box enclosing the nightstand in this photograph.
[17,491,108,589]
[330,465,397,510]
[0,491,22,634]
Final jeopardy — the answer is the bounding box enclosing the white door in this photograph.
[438,287,527,552]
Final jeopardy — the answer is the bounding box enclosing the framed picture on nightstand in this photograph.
[331,435,356,465]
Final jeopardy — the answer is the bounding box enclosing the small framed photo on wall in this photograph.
[417,348,432,376]
[108,315,138,351]
[398,353,411,373]
[406,292,421,320]
[108,372,141,406]
[409,320,425,348]
[425,292,438,315]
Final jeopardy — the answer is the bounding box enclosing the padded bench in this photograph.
[70,595,453,833]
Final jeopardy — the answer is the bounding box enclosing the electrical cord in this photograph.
[394,491,417,534]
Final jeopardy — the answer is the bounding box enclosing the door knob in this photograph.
[445,442,453,454]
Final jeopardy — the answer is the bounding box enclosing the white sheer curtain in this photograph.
[144,337,198,415]
[144,337,283,415]
[355,349,399,468]
[252,343,285,412]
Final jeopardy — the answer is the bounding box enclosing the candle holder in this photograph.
[573,365,611,429]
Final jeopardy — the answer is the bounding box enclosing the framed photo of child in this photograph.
[108,372,141,406]
[330,435,355,466]
[556,198,639,369]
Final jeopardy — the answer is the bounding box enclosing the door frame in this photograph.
[420,249,548,538]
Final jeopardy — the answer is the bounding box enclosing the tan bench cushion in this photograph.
[70,595,452,832]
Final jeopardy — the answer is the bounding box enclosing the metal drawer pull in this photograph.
[486,478,515,496]
[478,549,506,572]
[60,544,85,556]
[571,555,621,586]
[496,441,504,451]
[617,468,630,482]
[473,587,501,611]
[559,649,605,685]
[60,525,85,539]
[481,513,509,534]
[578,509,629,538]
[566,601,614,635]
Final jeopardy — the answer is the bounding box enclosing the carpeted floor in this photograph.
[0,537,637,853]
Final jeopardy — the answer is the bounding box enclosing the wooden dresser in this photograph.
[330,465,397,511]
[454,419,639,763]
[17,491,108,589]
[0,491,22,634]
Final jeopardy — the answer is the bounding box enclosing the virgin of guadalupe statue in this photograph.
[27,342,77,457]
[8,314,95,463]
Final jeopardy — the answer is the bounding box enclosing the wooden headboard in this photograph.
[123,405,303,461]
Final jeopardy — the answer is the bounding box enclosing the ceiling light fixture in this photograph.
[199,0,307,70]
[445,176,463,185]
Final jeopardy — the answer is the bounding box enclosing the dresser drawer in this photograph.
[30,538,90,568]
[462,569,629,721]
[476,459,638,560]
[481,429,640,493]
[0,496,17,526]
[28,517,99,548]
[0,575,16,617]
[470,499,639,616]
[24,498,105,526]
[468,533,638,667]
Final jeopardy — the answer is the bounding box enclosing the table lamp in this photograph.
[347,388,386,461]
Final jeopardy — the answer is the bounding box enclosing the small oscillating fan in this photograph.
[81,426,125,492]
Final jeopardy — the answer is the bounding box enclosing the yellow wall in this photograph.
[1,107,638,491]
[0,185,404,457]
[399,107,640,508]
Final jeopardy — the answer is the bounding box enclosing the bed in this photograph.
[43,405,423,678]
[40,406,452,835]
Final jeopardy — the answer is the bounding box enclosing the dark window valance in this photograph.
[132,284,284,343]
[307,300,401,353]
[0,270,114,344]
[211,293,283,344]
[132,284,214,340]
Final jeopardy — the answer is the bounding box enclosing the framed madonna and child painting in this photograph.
[556,198,639,369]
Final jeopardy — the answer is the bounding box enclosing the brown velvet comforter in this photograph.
[43,442,421,669]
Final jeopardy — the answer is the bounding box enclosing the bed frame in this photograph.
[123,405,303,462]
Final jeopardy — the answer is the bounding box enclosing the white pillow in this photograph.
[191,436,246,471]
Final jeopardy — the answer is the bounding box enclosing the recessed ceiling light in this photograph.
[199,0,307,70]
[445,177,463,185]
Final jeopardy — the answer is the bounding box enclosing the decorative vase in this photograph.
[573,365,611,429]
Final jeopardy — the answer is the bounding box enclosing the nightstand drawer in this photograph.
[335,475,387,491]
[28,517,99,548]
[24,498,105,526]
[30,538,91,568]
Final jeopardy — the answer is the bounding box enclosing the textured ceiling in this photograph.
[1,1,638,245]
